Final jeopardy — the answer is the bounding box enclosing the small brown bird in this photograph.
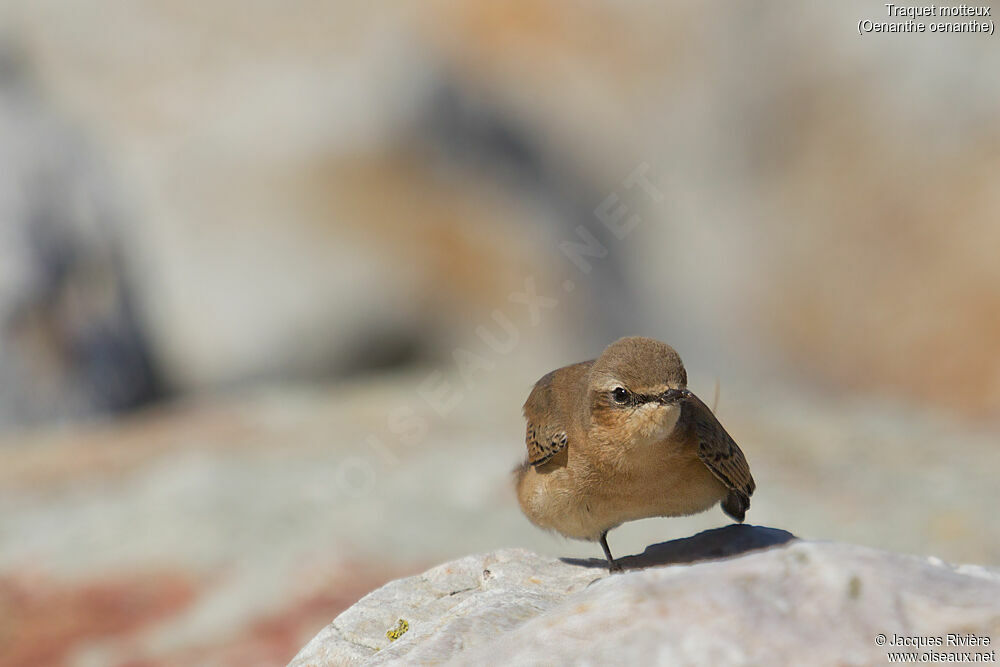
[515,336,755,571]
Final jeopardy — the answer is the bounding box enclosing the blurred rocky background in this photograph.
[0,1,998,665]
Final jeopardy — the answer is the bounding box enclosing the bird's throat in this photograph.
[633,403,682,444]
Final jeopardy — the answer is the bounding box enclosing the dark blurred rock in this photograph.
[0,43,162,427]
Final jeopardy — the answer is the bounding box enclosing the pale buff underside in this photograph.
[517,406,728,541]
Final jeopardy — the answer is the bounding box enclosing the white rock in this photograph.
[292,525,1000,666]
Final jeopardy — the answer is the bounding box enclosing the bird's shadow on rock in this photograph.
[561,524,797,571]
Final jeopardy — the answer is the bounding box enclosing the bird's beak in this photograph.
[658,388,691,404]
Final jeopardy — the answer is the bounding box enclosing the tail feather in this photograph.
[722,490,749,522]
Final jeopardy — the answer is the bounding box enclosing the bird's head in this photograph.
[586,336,690,445]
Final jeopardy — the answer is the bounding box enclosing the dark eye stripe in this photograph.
[594,388,669,410]
[613,391,661,406]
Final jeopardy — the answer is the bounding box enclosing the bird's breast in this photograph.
[516,432,727,541]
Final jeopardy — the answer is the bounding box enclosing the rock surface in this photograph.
[291,526,1000,666]
[2,375,999,664]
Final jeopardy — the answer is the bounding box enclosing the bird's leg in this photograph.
[599,531,622,572]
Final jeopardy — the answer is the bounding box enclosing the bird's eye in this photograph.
[612,387,630,404]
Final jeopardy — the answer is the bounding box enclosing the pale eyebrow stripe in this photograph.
[595,383,672,395]
[593,379,625,392]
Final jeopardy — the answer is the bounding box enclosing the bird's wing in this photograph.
[684,393,756,521]
[523,369,569,466]
[522,361,598,467]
